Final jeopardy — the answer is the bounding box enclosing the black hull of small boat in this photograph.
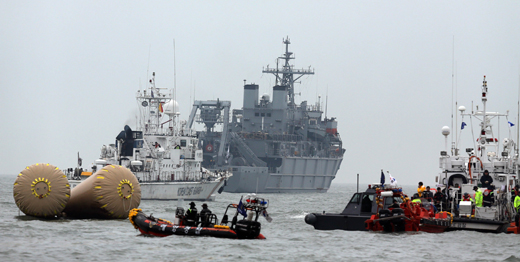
[447,217,510,233]
[131,211,265,239]
[304,213,370,231]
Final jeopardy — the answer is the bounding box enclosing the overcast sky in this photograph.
[1,1,520,186]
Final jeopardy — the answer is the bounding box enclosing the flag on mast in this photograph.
[388,171,397,186]
[380,170,385,188]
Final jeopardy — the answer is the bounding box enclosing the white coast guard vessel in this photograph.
[93,72,230,200]
[436,76,519,232]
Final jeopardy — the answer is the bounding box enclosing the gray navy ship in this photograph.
[187,38,345,193]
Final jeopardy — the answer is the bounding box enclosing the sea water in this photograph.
[0,174,518,262]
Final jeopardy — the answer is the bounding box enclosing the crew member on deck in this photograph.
[483,186,495,207]
[514,185,520,226]
[480,170,493,187]
[423,186,434,202]
[412,193,422,204]
[417,182,426,197]
[434,187,445,210]
[200,203,212,226]
[185,202,198,226]
[389,200,400,208]
[361,195,372,212]
[474,186,483,207]
[462,192,473,202]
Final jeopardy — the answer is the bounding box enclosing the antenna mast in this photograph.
[451,36,455,156]
[325,85,329,119]
[262,37,314,107]
[517,72,520,156]
[173,39,177,104]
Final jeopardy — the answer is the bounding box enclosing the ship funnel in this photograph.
[63,165,141,219]
[13,163,70,218]
[272,85,288,109]
[243,84,259,109]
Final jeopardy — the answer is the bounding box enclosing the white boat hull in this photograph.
[139,179,226,201]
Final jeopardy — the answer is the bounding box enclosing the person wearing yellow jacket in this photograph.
[514,186,520,227]
[473,186,483,207]
[515,194,520,213]
[417,182,426,197]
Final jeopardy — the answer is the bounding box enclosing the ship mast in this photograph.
[479,76,488,157]
[262,37,314,107]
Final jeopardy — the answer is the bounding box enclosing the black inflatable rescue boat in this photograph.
[129,194,272,239]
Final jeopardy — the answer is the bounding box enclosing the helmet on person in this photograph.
[202,203,208,208]
[413,193,419,199]
[189,202,196,207]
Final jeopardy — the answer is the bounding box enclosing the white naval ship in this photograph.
[73,72,230,200]
[436,76,519,232]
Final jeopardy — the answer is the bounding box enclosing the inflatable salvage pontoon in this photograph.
[129,194,271,239]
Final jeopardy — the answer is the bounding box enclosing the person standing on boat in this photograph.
[423,186,434,202]
[482,186,495,207]
[473,186,483,207]
[361,195,372,212]
[185,202,198,226]
[411,194,422,204]
[434,187,445,210]
[417,182,426,197]
[462,192,473,202]
[480,170,493,187]
[200,203,212,226]
[514,186,520,226]
[389,200,400,208]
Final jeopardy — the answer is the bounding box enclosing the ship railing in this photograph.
[305,105,322,112]
[194,113,224,124]
[240,132,303,142]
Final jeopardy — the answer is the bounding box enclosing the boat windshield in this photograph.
[361,194,374,212]
[348,193,361,204]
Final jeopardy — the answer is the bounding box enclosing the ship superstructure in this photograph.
[188,38,345,193]
[436,76,519,231]
[94,72,230,200]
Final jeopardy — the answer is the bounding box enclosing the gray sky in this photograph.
[1,1,520,186]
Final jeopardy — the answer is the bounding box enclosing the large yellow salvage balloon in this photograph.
[64,165,141,219]
[13,163,70,218]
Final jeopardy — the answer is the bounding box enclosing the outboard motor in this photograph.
[378,209,393,232]
[235,219,262,239]
[391,208,406,232]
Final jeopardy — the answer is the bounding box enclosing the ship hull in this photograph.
[224,157,342,193]
[447,217,510,233]
[139,180,226,201]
